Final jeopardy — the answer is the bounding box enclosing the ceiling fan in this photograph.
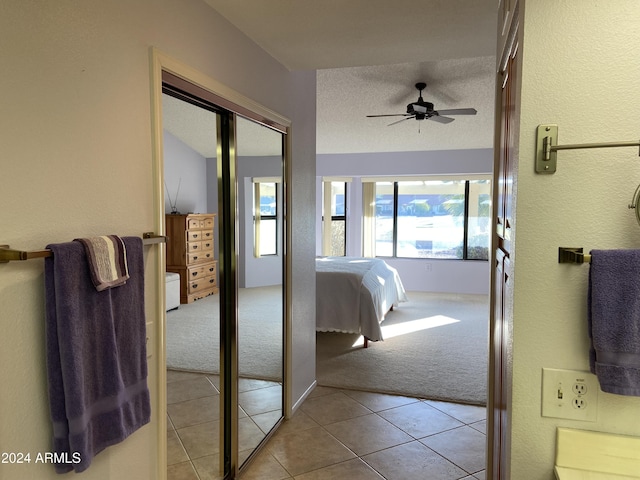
[367,82,477,126]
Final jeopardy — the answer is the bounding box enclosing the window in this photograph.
[322,179,349,256]
[253,180,278,256]
[367,177,490,260]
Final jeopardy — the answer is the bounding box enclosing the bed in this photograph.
[316,257,407,346]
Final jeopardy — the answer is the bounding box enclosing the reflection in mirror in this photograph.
[162,92,224,474]
[161,91,286,476]
[236,116,284,467]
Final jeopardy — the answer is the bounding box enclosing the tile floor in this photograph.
[167,370,486,480]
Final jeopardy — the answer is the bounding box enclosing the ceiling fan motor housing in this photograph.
[406,101,434,115]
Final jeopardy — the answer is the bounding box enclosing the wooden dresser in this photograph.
[165,213,218,304]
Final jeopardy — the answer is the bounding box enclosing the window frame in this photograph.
[252,178,280,257]
[364,175,491,261]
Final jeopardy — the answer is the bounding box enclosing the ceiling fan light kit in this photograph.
[366,82,477,127]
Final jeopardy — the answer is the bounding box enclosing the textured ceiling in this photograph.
[317,57,496,154]
[204,0,498,70]
[162,94,283,158]
[164,1,499,156]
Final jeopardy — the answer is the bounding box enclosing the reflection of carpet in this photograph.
[316,292,489,406]
[165,286,283,381]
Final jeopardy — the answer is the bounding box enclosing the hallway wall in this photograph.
[0,1,316,479]
[510,1,640,477]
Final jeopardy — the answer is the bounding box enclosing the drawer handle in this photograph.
[209,279,214,284]
[193,256,198,261]
[192,234,199,239]
[192,283,198,288]
[192,245,199,250]
[192,272,197,277]
[209,268,214,273]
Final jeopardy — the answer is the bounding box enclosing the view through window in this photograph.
[373,178,490,260]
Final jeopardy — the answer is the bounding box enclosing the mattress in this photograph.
[316,257,407,341]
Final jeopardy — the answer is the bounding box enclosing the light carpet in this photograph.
[167,287,489,405]
[165,286,283,381]
[316,291,489,405]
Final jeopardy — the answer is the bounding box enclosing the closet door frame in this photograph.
[150,48,292,480]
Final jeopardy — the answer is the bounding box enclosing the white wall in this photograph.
[317,148,492,294]
[238,156,284,288]
[0,1,317,479]
[510,1,640,478]
[163,131,208,215]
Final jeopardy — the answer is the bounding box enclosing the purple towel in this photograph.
[588,249,640,396]
[74,235,130,291]
[44,236,150,473]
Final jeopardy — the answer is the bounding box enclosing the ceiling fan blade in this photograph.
[428,114,455,124]
[366,113,411,118]
[388,116,415,126]
[435,108,477,116]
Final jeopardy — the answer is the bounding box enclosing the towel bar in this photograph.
[0,233,167,263]
[536,124,640,174]
[558,247,592,264]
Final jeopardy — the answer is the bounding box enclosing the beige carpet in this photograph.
[316,292,489,405]
[167,287,489,405]
[165,286,283,381]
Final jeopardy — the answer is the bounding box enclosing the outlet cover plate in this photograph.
[541,368,598,422]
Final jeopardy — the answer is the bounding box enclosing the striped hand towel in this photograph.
[74,235,130,291]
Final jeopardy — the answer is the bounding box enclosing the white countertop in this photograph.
[555,428,640,479]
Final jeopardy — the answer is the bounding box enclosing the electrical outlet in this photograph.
[541,368,598,422]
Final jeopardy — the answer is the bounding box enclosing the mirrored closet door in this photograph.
[161,72,287,479]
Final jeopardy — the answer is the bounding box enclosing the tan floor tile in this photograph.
[307,385,341,399]
[294,458,384,480]
[363,441,466,480]
[267,426,356,476]
[239,385,283,416]
[474,471,486,480]
[251,409,284,434]
[342,389,420,412]
[324,413,413,456]
[424,400,487,424]
[206,374,220,390]
[167,429,189,466]
[377,401,463,438]
[300,391,372,425]
[420,425,486,474]
[167,460,200,480]
[239,377,280,392]
[168,395,220,429]
[167,375,218,404]
[470,419,486,435]
[177,420,221,459]
[167,369,208,384]
[191,454,224,480]
[271,409,319,437]
[239,416,268,452]
[240,449,293,480]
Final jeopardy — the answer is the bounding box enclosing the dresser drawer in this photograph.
[187,241,202,253]
[188,250,214,264]
[188,276,217,294]
[186,263,216,281]
[187,218,202,229]
[187,230,203,241]
[203,217,214,230]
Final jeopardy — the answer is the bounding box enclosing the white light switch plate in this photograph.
[542,368,598,422]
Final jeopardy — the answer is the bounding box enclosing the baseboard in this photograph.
[289,380,317,417]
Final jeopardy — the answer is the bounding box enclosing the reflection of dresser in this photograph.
[165,213,218,304]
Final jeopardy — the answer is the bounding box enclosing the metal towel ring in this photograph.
[628,184,640,225]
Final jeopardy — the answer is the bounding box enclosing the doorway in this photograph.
[152,55,290,479]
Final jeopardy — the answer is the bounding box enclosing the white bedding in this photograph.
[316,257,408,342]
